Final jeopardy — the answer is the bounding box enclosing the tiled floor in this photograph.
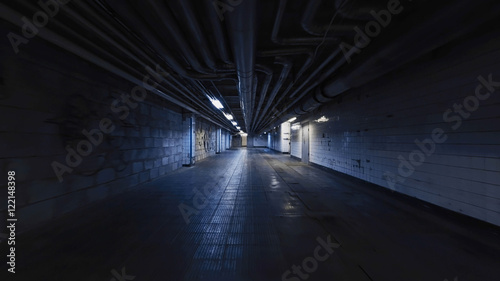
[1,148,499,281]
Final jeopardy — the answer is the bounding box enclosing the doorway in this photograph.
[242,134,248,147]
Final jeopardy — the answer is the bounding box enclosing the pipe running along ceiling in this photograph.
[2,0,499,134]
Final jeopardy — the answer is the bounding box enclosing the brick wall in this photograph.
[194,117,217,162]
[0,24,228,232]
[294,29,500,226]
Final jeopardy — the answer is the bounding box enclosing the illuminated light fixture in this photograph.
[208,96,224,109]
[287,117,297,123]
[263,132,267,134]
[231,121,237,126]
[315,116,329,123]
[239,131,248,136]
[291,123,301,130]
[224,113,233,120]
[236,126,241,130]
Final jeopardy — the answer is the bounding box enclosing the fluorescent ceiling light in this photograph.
[287,117,297,123]
[236,126,241,130]
[231,121,237,126]
[315,116,329,123]
[224,113,233,120]
[208,96,224,109]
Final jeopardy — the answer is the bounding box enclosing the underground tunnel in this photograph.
[0,0,499,280]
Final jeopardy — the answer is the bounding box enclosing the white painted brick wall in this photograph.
[296,30,500,226]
